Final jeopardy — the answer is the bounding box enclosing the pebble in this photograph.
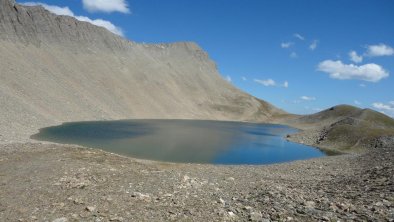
[304,201,316,208]
[249,211,263,221]
[52,218,68,222]
[86,206,96,212]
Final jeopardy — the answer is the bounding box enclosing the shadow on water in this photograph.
[32,121,154,140]
[31,119,327,165]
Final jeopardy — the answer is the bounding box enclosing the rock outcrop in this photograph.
[0,0,284,142]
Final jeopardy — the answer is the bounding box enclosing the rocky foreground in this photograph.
[0,143,393,221]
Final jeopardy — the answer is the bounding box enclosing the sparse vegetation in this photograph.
[284,105,394,152]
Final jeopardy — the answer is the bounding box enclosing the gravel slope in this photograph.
[1,143,393,221]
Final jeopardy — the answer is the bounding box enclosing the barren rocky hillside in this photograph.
[0,0,284,142]
[283,105,394,152]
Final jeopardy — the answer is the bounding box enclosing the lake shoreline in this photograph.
[1,142,392,221]
[31,119,326,165]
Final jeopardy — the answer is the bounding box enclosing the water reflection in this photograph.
[31,120,326,164]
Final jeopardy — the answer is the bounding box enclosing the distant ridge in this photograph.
[285,105,394,152]
[0,0,284,142]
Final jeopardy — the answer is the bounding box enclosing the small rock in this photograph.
[304,201,316,208]
[375,201,384,207]
[86,206,96,212]
[131,192,151,202]
[228,211,236,217]
[71,214,78,219]
[243,206,253,211]
[109,216,124,221]
[163,193,172,197]
[321,216,330,221]
[52,218,68,222]
[183,175,190,182]
[382,199,391,207]
[249,211,263,221]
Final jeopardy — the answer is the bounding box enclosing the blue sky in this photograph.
[19,0,394,116]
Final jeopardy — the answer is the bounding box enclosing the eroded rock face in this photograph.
[0,0,284,142]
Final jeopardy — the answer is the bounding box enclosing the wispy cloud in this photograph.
[292,100,301,104]
[290,52,298,58]
[241,76,247,81]
[365,44,394,57]
[359,83,366,87]
[309,40,318,50]
[293,33,305,41]
[281,42,293,48]
[354,100,361,105]
[372,102,394,111]
[254,78,276,86]
[22,2,124,36]
[300,96,316,101]
[82,0,130,14]
[225,75,232,82]
[349,50,363,63]
[317,60,389,82]
[254,79,288,88]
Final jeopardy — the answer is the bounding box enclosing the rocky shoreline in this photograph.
[1,142,393,221]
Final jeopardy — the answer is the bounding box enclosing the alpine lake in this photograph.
[32,119,327,165]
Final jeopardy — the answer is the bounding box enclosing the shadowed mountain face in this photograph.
[0,0,284,142]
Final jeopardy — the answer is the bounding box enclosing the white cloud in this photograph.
[241,76,247,81]
[76,16,123,36]
[22,2,74,16]
[254,78,276,86]
[281,42,293,48]
[354,100,361,105]
[349,50,363,63]
[372,102,394,111]
[312,108,322,112]
[365,44,394,57]
[309,40,318,50]
[359,83,366,87]
[372,102,394,117]
[300,96,316,101]
[290,52,298,58]
[22,2,124,36]
[225,75,232,82]
[317,60,389,82]
[293,33,305,40]
[82,0,130,14]
[254,79,288,88]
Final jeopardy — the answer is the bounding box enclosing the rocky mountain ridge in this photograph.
[0,0,284,142]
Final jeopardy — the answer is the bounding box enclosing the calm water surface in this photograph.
[32,120,326,164]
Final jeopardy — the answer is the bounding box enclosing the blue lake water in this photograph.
[31,119,326,165]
